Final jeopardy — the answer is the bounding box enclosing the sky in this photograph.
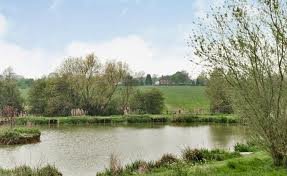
[0,0,223,78]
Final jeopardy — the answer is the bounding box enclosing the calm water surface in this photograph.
[0,124,246,176]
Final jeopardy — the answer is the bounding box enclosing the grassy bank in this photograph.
[0,127,41,145]
[15,114,238,125]
[0,165,61,176]
[97,145,287,176]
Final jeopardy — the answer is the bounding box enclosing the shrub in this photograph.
[130,88,165,114]
[201,149,240,161]
[155,153,178,167]
[182,148,204,163]
[234,142,257,152]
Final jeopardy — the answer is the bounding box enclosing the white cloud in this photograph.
[0,34,198,78]
[0,40,61,78]
[0,14,7,36]
[65,35,194,77]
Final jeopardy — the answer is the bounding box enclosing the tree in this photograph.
[28,78,47,115]
[206,68,233,114]
[130,88,165,114]
[58,53,128,115]
[190,0,287,166]
[170,71,190,85]
[119,74,134,114]
[143,88,165,114]
[196,72,208,86]
[0,67,23,113]
[145,74,152,85]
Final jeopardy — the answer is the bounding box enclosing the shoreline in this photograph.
[15,114,238,126]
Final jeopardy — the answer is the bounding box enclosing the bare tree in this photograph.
[190,0,287,166]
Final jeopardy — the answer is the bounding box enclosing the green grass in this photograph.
[142,152,287,176]
[138,86,209,112]
[98,151,287,176]
[15,114,238,125]
[0,127,41,145]
[0,165,61,176]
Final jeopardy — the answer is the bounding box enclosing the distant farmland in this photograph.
[139,86,209,112]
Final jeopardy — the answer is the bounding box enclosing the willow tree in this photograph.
[58,54,128,115]
[190,0,287,166]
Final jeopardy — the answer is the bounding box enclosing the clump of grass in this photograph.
[182,148,205,164]
[0,165,62,176]
[201,149,240,161]
[0,127,41,145]
[109,154,123,176]
[234,142,258,152]
[155,153,178,167]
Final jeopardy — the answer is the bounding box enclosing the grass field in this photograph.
[139,86,209,112]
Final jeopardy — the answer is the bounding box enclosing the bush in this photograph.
[201,149,240,161]
[155,153,178,167]
[182,148,204,163]
[130,88,165,114]
[234,142,257,152]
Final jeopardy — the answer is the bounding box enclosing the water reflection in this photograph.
[0,124,246,176]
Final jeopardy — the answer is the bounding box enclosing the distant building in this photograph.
[159,76,171,85]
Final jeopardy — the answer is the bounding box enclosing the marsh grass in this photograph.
[0,165,62,176]
[0,127,41,145]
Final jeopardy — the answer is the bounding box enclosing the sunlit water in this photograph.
[0,123,246,176]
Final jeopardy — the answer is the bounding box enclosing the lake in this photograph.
[0,124,246,176]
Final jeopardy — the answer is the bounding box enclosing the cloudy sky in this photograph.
[0,0,223,78]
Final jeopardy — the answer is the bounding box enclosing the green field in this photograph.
[139,86,209,112]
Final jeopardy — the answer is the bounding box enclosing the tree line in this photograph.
[126,71,208,86]
[0,54,165,117]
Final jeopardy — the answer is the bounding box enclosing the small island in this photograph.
[0,128,41,145]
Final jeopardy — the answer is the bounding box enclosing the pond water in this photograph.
[0,124,246,176]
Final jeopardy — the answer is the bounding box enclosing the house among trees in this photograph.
[159,76,171,85]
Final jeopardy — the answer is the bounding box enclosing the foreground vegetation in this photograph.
[0,165,61,176]
[15,114,238,125]
[0,127,41,145]
[98,144,287,176]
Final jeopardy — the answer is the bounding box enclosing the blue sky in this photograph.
[0,0,222,78]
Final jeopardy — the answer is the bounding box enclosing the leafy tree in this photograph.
[130,88,165,114]
[44,75,76,116]
[28,78,47,115]
[0,67,23,113]
[171,71,190,85]
[143,88,165,114]
[196,72,208,86]
[206,68,233,114]
[17,78,34,89]
[129,90,146,114]
[190,0,287,166]
[145,74,152,85]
